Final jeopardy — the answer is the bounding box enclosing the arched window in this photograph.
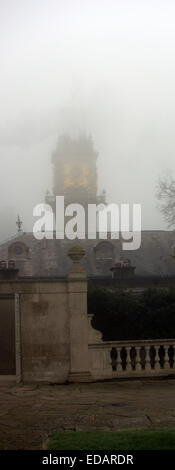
[8,242,29,259]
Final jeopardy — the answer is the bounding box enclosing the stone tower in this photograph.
[45,134,106,220]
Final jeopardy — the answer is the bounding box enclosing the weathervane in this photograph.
[16,215,23,233]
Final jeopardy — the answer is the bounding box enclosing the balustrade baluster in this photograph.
[174,345,175,369]
[105,348,110,370]
[135,346,142,371]
[145,345,151,371]
[164,345,170,370]
[172,345,175,370]
[169,345,174,369]
[116,347,123,372]
[154,345,160,370]
[126,346,132,372]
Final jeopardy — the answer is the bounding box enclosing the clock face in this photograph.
[64,163,89,189]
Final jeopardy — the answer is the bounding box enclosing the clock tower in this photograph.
[45,134,106,225]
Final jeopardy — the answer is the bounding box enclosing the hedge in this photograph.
[87,287,175,340]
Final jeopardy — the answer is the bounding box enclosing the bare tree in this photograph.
[157,177,175,228]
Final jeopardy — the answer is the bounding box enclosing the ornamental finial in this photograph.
[16,214,22,232]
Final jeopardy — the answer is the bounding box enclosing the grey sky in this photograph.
[0,0,175,236]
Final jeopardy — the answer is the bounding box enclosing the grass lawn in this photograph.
[47,429,175,450]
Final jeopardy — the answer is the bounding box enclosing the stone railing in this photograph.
[88,339,175,379]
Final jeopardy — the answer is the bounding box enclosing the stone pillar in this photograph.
[67,246,92,382]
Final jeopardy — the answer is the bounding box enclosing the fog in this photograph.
[0,0,175,239]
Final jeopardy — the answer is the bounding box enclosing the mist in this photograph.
[0,0,175,240]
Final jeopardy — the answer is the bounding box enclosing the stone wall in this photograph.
[20,281,69,383]
[0,246,91,384]
[0,280,70,383]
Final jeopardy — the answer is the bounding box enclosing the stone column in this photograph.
[67,246,92,382]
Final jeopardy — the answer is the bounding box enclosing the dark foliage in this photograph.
[88,287,175,340]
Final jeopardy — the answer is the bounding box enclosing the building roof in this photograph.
[0,230,175,278]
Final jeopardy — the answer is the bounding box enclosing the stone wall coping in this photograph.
[0,278,66,283]
[0,277,87,284]
[89,338,175,348]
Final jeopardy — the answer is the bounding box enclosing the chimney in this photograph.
[0,260,19,280]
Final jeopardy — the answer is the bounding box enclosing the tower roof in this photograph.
[52,134,98,163]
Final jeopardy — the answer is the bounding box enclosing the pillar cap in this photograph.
[68,245,85,264]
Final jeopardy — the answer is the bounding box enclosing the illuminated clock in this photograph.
[64,163,89,189]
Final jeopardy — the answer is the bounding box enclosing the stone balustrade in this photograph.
[88,339,175,379]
